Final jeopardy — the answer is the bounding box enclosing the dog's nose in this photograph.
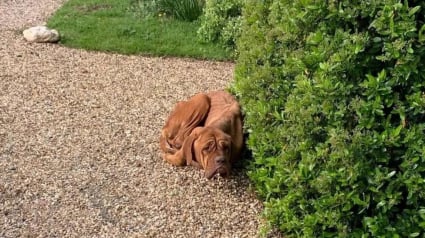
[215,156,225,164]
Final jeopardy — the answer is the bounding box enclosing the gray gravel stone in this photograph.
[23,26,60,43]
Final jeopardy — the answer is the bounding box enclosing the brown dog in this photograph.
[160,91,243,178]
[160,93,210,159]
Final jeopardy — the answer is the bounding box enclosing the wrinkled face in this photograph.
[193,128,232,179]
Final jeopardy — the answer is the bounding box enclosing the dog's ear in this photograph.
[183,127,203,169]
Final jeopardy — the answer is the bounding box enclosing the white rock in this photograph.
[23,26,60,43]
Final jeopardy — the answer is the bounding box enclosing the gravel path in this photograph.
[0,1,268,237]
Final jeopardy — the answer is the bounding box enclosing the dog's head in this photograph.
[183,127,233,179]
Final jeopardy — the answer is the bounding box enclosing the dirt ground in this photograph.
[0,0,271,237]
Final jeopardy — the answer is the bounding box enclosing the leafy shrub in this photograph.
[197,0,243,51]
[157,0,205,21]
[233,0,425,237]
[131,0,204,21]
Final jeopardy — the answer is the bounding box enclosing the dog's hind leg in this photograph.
[160,93,211,152]
[163,149,186,166]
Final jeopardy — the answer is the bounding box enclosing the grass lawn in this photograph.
[47,0,231,60]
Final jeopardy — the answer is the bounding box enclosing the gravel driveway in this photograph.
[0,1,269,237]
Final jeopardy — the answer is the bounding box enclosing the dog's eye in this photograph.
[222,144,230,153]
[203,141,214,152]
[219,141,229,150]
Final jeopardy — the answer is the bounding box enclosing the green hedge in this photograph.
[233,0,425,237]
[197,0,243,52]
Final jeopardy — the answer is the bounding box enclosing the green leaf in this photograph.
[419,24,425,43]
[408,6,421,16]
[392,125,403,137]
[386,171,396,178]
